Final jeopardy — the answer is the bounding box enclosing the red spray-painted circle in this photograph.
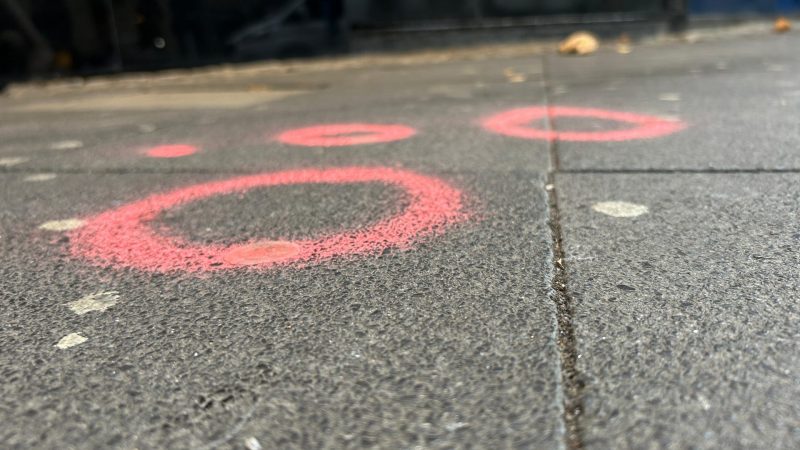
[277,123,417,147]
[482,106,686,142]
[145,144,198,158]
[68,167,467,273]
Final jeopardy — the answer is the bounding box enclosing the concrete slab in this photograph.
[0,55,549,174]
[0,170,562,448]
[545,33,800,170]
[557,173,800,448]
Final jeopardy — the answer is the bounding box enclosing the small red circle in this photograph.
[145,144,198,158]
[68,167,467,273]
[482,106,686,142]
[277,123,417,147]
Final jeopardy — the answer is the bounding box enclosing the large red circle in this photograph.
[68,167,466,273]
[482,106,686,142]
[277,123,416,147]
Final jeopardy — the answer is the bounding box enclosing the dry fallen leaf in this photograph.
[503,67,526,83]
[615,33,632,54]
[559,31,599,56]
[775,17,791,33]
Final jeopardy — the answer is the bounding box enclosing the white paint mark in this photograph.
[49,140,83,150]
[545,184,555,191]
[553,86,569,95]
[683,33,700,44]
[67,291,119,315]
[0,157,28,167]
[658,93,681,102]
[24,173,57,182]
[138,124,157,133]
[244,437,263,450]
[39,218,85,231]
[592,201,649,218]
[56,333,87,349]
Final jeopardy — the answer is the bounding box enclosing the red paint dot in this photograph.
[482,106,686,142]
[223,241,300,265]
[277,123,417,147]
[68,167,467,273]
[145,144,198,158]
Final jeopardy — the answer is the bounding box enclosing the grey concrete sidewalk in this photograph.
[1,29,799,449]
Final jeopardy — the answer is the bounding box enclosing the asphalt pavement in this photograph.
[1,31,799,449]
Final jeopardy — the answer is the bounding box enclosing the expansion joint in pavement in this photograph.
[546,171,585,450]
[541,55,584,449]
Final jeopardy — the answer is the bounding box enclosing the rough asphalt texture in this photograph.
[1,32,799,449]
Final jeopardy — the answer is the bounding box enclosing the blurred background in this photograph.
[1,0,798,80]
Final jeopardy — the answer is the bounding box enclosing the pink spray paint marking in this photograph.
[277,123,417,147]
[68,167,467,273]
[145,144,198,158]
[482,106,686,142]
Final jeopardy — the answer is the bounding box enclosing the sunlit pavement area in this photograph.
[2,31,800,449]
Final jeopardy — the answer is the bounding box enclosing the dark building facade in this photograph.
[0,1,794,81]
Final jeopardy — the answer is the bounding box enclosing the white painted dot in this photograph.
[50,140,83,150]
[24,173,57,182]
[67,291,119,315]
[56,333,87,349]
[592,201,649,218]
[39,218,85,231]
[658,93,681,102]
[138,124,157,133]
[0,157,28,167]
